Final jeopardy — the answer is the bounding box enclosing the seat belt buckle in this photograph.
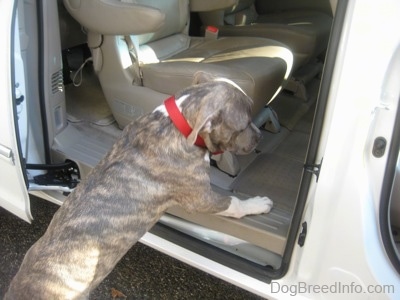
[205,26,219,39]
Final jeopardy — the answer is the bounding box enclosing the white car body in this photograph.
[0,0,399,298]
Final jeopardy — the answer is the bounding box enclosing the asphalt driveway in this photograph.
[0,196,263,299]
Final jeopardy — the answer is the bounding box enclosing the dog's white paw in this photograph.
[243,196,273,216]
[216,196,273,218]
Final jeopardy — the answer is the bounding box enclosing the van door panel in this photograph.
[0,1,32,222]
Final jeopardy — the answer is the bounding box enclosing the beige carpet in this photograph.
[65,65,114,125]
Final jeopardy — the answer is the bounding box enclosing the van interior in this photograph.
[14,0,400,280]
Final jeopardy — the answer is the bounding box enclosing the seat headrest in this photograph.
[132,0,190,46]
[63,0,165,35]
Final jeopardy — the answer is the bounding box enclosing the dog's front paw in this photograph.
[243,196,273,216]
[217,196,273,218]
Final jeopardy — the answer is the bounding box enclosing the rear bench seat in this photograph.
[197,0,333,71]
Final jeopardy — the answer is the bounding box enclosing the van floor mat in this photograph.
[270,77,319,131]
[273,131,310,161]
[270,92,309,130]
[231,153,303,213]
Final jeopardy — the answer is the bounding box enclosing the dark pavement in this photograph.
[0,196,263,299]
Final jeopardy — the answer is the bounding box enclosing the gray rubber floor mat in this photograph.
[231,153,303,213]
[53,123,117,168]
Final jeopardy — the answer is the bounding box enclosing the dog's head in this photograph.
[178,74,261,155]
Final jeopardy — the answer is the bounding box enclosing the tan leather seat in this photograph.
[198,0,333,71]
[63,0,293,128]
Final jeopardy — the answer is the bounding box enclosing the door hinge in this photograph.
[26,160,80,189]
[298,221,307,247]
[304,159,323,181]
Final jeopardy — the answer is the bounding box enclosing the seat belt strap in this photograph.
[124,35,143,86]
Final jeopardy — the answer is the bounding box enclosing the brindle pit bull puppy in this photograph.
[5,77,273,299]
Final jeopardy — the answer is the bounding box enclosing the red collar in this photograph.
[164,96,208,149]
[164,96,223,155]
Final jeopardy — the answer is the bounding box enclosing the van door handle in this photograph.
[0,144,12,158]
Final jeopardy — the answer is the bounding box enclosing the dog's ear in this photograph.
[192,71,216,85]
[187,111,219,145]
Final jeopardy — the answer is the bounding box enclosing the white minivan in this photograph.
[1,0,399,298]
